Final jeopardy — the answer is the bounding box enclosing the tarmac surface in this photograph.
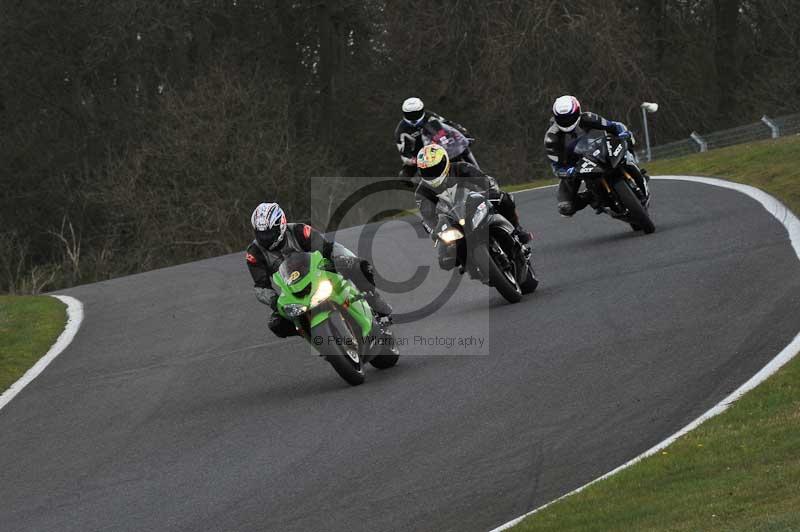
[2,179,799,532]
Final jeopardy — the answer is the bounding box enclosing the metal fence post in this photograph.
[641,106,652,161]
[761,115,780,139]
[690,131,708,152]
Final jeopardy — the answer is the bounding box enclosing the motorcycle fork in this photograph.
[622,169,642,193]
[599,177,613,194]
[599,175,627,216]
[623,169,648,202]
[490,238,514,272]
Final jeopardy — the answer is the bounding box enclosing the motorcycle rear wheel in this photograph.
[520,258,539,294]
[369,349,399,369]
[369,328,400,369]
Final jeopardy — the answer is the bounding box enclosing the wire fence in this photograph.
[649,112,800,161]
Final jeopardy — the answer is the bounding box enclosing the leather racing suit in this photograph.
[246,223,392,337]
[544,112,649,216]
[395,111,479,177]
[414,161,528,242]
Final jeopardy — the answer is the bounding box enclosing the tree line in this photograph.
[2,0,798,293]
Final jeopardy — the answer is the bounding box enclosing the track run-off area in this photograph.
[1,177,799,532]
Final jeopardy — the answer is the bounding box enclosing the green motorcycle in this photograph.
[272,251,400,386]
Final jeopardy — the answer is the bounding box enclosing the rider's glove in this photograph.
[611,121,631,139]
[555,165,576,179]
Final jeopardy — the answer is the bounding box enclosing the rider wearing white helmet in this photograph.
[544,95,649,216]
[245,202,392,338]
[394,96,478,177]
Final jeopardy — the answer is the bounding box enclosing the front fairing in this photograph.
[422,122,470,159]
[573,130,628,176]
[272,251,373,337]
[436,184,469,224]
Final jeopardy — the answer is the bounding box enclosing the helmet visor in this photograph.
[419,158,448,180]
[403,109,424,123]
[555,112,580,130]
[255,227,282,249]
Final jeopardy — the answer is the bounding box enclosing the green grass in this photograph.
[0,296,67,393]
[509,135,800,532]
[648,135,800,214]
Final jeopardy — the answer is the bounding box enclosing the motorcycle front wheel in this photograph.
[612,178,655,234]
[310,311,365,386]
[473,240,522,303]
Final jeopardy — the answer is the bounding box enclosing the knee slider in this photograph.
[558,201,576,216]
[268,314,295,338]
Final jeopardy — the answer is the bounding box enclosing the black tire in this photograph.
[310,312,365,386]
[612,178,655,234]
[369,327,400,369]
[520,259,539,294]
[369,350,399,369]
[473,241,522,303]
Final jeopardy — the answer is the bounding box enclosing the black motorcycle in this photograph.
[571,130,655,233]
[434,184,538,303]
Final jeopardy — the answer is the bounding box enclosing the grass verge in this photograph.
[0,296,67,394]
[508,135,800,532]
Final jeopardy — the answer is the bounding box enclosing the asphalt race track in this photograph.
[2,179,799,532]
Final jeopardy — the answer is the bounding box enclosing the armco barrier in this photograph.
[649,112,800,161]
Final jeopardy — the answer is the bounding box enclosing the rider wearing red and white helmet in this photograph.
[544,95,649,216]
[245,202,392,338]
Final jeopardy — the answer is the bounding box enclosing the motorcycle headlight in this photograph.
[310,279,333,308]
[471,202,488,227]
[438,228,464,243]
[284,304,308,318]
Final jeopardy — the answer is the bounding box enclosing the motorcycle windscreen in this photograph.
[278,253,312,288]
[571,130,607,164]
[606,137,627,168]
[437,185,469,223]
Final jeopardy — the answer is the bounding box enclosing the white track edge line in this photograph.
[489,175,800,531]
[509,183,558,194]
[0,295,84,412]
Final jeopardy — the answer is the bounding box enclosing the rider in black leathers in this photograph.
[245,202,392,338]
[414,144,532,244]
[544,95,649,216]
[395,96,479,178]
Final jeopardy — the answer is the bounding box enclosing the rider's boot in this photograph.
[365,290,393,319]
[513,225,533,244]
[577,190,603,213]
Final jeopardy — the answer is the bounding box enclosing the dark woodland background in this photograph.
[2,0,799,292]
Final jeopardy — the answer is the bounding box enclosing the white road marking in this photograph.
[489,175,800,531]
[0,295,84,412]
